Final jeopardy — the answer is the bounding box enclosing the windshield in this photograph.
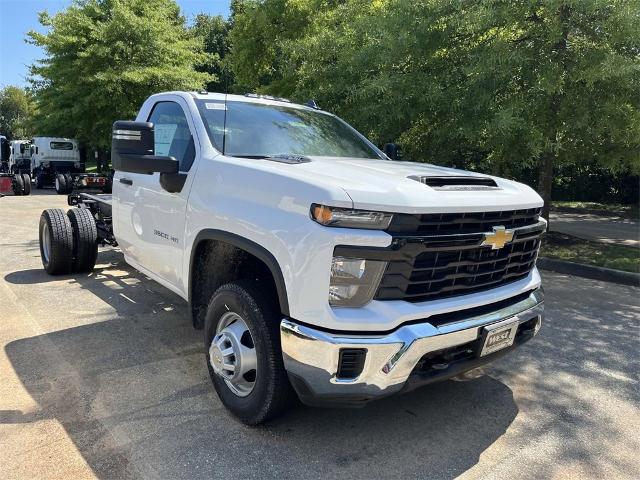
[196,99,382,159]
[50,141,74,150]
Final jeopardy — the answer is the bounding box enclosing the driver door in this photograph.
[115,99,198,291]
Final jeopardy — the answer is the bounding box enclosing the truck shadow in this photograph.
[3,250,522,479]
[6,256,637,478]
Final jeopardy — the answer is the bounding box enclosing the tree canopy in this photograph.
[0,86,36,139]
[228,0,640,214]
[191,13,234,92]
[15,0,639,207]
[28,0,211,148]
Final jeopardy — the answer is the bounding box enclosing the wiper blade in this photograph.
[228,153,311,164]
[227,154,270,159]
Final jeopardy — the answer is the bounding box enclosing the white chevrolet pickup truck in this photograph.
[38,91,545,425]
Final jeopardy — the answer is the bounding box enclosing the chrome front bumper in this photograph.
[281,288,544,406]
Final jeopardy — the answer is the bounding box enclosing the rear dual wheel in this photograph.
[12,174,24,196]
[55,173,74,194]
[39,208,98,275]
[21,173,31,195]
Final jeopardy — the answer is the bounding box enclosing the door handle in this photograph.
[119,177,133,186]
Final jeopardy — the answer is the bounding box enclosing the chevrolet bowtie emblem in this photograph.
[481,226,514,249]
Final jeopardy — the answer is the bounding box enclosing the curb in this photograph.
[537,257,640,287]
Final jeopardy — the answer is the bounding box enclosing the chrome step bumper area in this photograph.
[281,288,544,407]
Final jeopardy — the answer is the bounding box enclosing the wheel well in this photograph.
[189,238,286,329]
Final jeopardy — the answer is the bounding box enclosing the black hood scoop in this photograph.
[408,175,500,191]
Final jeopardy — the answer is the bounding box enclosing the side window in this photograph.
[147,101,195,172]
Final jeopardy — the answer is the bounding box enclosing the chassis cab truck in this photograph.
[9,140,32,173]
[0,136,31,195]
[0,135,8,172]
[30,137,111,194]
[38,91,545,425]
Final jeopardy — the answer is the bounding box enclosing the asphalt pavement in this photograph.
[549,211,639,247]
[1,191,639,479]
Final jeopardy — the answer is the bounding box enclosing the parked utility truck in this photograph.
[0,135,31,195]
[30,136,111,193]
[38,91,545,425]
[0,135,8,172]
[9,140,32,173]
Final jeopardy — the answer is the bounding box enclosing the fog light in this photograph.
[329,257,386,307]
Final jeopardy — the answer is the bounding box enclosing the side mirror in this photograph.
[111,120,178,174]
[383,143,402,161]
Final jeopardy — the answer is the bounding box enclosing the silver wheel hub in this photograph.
[209,312,257,397]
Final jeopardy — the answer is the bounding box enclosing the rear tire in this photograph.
[102,177,112,194]
[21,173,31,195]
[204,280,295,425]
[55,174,67,194]
[39,209,74,275]
[12,174,24,196]
[67,208,98,273]
[64,173,74,193]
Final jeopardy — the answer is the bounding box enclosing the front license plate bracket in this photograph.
[478,319,519,357]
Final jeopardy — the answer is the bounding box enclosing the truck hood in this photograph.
[298,157,543,213]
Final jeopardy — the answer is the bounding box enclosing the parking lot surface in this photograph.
[1,191,639,479]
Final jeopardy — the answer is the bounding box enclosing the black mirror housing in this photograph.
[111,120,179,174]
[383,143,402,161]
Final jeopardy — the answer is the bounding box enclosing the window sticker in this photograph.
[154,124,178,156]
[205,102,227,110]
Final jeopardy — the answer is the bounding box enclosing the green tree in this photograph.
[28,0,212,149]
[228,0,640,218]
[191,13,234,92]
[461,0,640,220]
[0,86,36,139]
[227,0,316,93]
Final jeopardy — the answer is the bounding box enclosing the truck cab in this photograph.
[9,139,32,174]
[30,137,82,187]
[39,91,545,425]
[30,137,111,193]
[0,135,8,172]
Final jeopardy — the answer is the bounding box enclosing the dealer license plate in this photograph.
[479,320,519,357]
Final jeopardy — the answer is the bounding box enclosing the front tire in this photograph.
[204,280,295,425]
[39,209,74,275]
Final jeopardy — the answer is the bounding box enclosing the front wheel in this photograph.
[204,280,295,425]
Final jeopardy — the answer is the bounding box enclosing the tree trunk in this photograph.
[537,152,554,226]
[536,4,570,229]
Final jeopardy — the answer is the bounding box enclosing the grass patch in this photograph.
[540,231,639,273]
[551,201,639,219]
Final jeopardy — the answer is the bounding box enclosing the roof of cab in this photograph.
[187,91,321,111]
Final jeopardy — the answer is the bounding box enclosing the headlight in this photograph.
[311,204,393,230]
[329,256,387,307]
